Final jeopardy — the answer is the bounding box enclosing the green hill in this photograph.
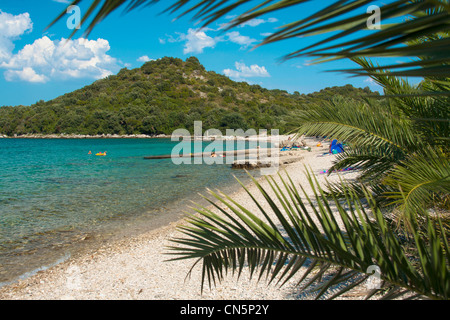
[0,56,379,136]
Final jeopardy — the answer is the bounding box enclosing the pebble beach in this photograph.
[0,137,363,300]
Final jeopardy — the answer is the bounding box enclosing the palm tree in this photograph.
[167,70,449,298]
[295,57,449,221]
[50,0,449,299]
[168,171,449,299]
[49,0,450,77]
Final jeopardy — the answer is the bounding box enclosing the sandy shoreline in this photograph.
[0,137,362,300]
[0,133,289,140]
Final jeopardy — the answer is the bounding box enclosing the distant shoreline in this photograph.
[0,133,291,141]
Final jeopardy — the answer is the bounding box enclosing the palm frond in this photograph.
[383,148,450,220]
[167,169,450,299]
[327,145,403,183]
[48,0,450,77]
[323,177,394,208]
[295,96,421,153]
[352,57,449,110]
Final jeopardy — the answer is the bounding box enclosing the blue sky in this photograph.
[0,0,392,107]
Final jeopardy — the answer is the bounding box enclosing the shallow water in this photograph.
[0,138,261,285]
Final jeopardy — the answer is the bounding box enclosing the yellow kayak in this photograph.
[96,152,107,156]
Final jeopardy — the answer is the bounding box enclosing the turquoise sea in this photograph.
[0,138,260,286]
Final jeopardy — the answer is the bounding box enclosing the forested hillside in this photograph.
[0,56,379,136]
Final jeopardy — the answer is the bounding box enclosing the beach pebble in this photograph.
[0,137,364,300]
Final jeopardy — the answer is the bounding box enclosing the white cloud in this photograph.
[159,28,220,54]
[223,62,270,80]
[160,27,260,54]
[240,18,267,28]
[0,11,32,38]
[137,55,153,63]
[0,10,119,83]
[239,17,278,28]
[225,31,257,49]
[183,28,218,54]
[166,32,184,43]
[5,67,47,83]
[1,36,119,83]
[0,10,33,63]
[219,17,278,30]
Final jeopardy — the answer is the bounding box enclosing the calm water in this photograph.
[0,138,260,286]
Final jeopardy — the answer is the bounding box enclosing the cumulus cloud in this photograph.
[239,17,278,28]
[4,67,47,83]
[137,55,153,62]
[1,36,119,83]
[0,10,33,63]
[0,10,120,83]
[160,26,263,53]
[182,28,219,54]
[219,17,278,30]
[223,62,270,80]
[225,31,257,49]
[159,28,220,54]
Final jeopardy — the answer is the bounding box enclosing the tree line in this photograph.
[0,56,378,136]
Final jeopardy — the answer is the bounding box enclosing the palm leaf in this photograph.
[48,0,450,77]
[383,148,450,220]
[295,96,421,153]
[167,169,450,299]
